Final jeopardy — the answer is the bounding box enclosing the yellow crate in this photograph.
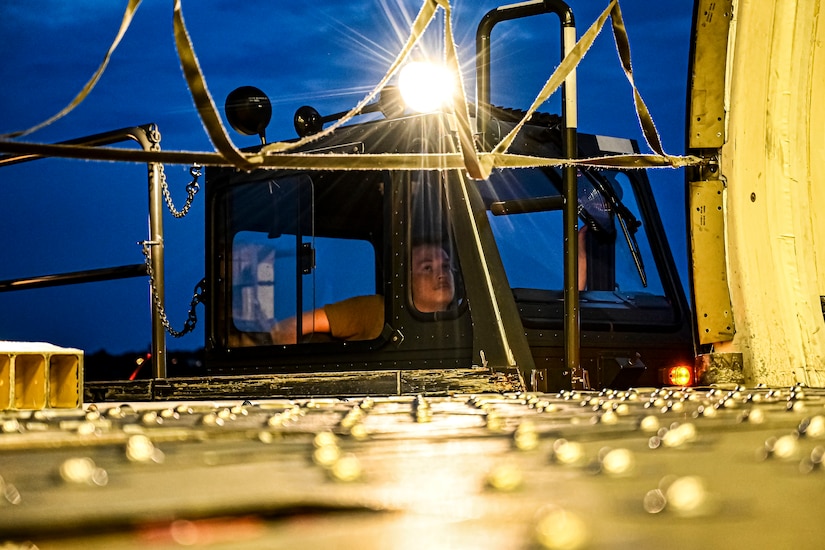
[0,342,83,410]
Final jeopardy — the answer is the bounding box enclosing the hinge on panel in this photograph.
[300,242,315,275]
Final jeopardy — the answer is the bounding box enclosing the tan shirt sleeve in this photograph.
[323,295,385,341]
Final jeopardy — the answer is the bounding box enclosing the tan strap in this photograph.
[172,0,256,170]
[493,0,618,157]
[0,0,703,176]
[1,0,142,139]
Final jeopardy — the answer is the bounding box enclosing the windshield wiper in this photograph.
[582,172,647,287]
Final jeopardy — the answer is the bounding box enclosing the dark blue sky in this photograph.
[0,0,693,354]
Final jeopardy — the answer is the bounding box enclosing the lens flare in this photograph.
[399,61,455,113]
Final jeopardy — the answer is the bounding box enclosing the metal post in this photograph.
[560,18,580,378]
[148,159,167,378]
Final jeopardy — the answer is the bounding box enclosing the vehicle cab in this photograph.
[204,103,693,392]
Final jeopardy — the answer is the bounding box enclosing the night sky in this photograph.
[0,0,694,354]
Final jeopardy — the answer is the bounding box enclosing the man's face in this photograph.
[411,244,455,312]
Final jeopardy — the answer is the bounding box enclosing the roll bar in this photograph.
[475,0,581,377]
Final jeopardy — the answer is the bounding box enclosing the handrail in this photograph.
[1,125,150,166]
[475,0,576,148]
[0,264,147,292]
[0,125,168,378]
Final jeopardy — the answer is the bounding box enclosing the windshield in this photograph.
[478,166,673,327]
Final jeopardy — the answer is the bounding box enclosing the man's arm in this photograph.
[270,308,331,344]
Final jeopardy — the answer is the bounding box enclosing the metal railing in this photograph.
[0,124,168,378]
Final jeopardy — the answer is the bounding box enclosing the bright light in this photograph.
[665,365,694,387]
[398,61,455,113]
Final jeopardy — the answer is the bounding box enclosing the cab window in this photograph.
[409,171,462,316]
[232,232,376,335]
[223,171,384,346]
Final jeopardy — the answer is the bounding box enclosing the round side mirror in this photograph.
[225,86,272,142]
[294,105,324,137]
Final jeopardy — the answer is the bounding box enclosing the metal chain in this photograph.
[140,241,205,338]
[147,124,201,218]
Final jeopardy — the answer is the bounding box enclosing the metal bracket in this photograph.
[701,155,721,181]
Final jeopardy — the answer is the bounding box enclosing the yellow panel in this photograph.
[689,180,734,344]
[0,355,10,410]
[688,0,733,149]
[14,355,47,410]
[0,344,84,411]
[49,354,83,408]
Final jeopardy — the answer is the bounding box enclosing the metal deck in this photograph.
[1,385,823,548]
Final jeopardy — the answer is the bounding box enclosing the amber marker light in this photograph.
[664,365,694,387]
